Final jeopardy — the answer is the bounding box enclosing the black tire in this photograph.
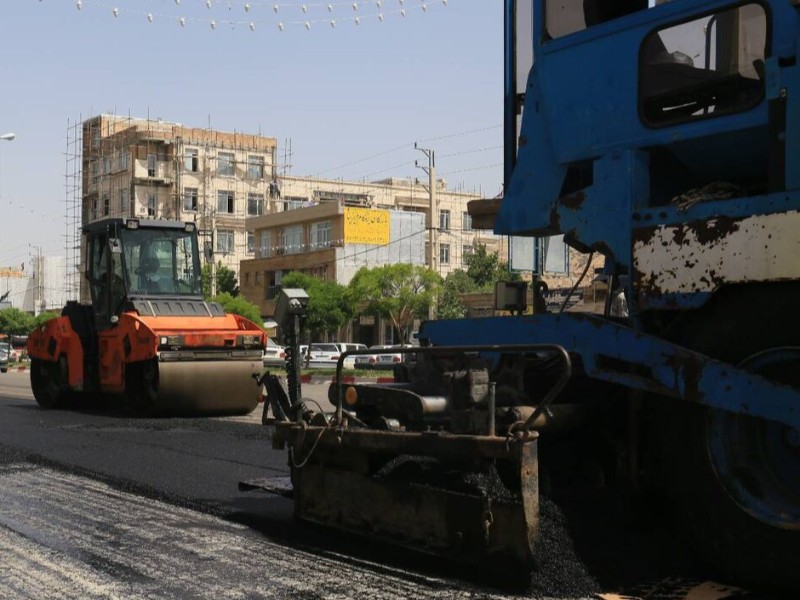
[125,359,159,416]
[658,284,800,591]
[30,357,67,409]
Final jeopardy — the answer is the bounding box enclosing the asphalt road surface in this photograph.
[0,371,784,600]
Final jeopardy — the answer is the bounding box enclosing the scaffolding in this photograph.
[64,117,83,303]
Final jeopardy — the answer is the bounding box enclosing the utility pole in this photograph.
[415,143,438,321]
[29,245,43,315]
[415,143,437,274]
[211,212,217,297]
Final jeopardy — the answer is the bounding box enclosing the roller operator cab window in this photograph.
[120,227,202,297]
[639,4,767,126]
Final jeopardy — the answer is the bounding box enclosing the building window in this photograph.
[118,151,128,172]
[259,231,271,258]
[247,193,264,216]
[119,189,128,214]
[185,148,198,173]
[247,155,264,180]
[462,244,473,264]
[102,195,110,216]
[216,229,234,254]
[217,190,235,214]
[310,221,331,250]
[244,272,251,285]
[91,125,100,150]
[255,271,262,284]
[439,210,451,231]
[147,154,156,177]
[283,196,305,211]
[91,198,98,220]
[217,152,235,177]
[247,232,255,254]
[440,243,451,265]
[147,193,157,217]
[542,235,570,274]
[183,187,199,212]
[462,212,472,231]
[283,225,303,255]
[89,161,98,179]
[103,157,111,175]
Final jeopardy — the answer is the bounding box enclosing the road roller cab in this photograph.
[28,218,266,415]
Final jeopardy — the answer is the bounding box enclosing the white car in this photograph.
[374,344,413,368]
[262,338,286,368]
[335,342,368,369]
[300,343,341,368]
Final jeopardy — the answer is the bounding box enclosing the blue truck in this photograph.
[272,0,800,591]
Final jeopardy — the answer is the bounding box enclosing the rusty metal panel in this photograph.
[633,211,800,297]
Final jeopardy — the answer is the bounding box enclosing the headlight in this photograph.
[237,335,262,347]
[159,335,184,348]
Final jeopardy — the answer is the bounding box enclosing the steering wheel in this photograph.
[135,256,160,275]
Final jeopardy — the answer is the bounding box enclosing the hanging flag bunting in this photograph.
[62,0,450,32]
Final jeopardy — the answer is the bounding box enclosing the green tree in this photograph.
[211,292,262,324]
[281,271,354,339]
[0,308,35,336]
[436,269,477,320]
[201,262,239,298]
[33,312,61,327]
[348,264,442,343]
[465,244,519,290]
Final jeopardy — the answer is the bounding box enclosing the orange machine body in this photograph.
[28,309,265,394]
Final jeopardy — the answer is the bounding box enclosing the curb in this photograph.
[299,375,394,385]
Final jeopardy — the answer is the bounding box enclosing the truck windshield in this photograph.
[120,227,202,296]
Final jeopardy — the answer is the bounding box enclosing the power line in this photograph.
[313,124,502,178]
[439,145,503,158]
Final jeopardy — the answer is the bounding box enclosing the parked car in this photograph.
[262,338,286,368]
[374,344,414,368]
[300,343,341,368]
[0,343,19,362]
[335,342,368,369]
[0,348,8,373]
[354,344,412,370]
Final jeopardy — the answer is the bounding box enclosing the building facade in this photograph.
[239,175,505,318]
[80,115,278,299]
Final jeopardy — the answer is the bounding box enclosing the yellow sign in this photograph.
[344,207,390,245]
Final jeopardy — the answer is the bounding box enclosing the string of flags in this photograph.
[68,0,449,31]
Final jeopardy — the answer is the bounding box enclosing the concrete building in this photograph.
[239,175,505,319]
[0,256,68,315]
[79,115,278,299]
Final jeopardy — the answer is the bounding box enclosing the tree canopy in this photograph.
[201,262,239,298]
[211,292,262,325]
[436,269,477,320]
[281,271,353,340]
[348,264,441,343]
[0,308,37,336]
[465,244,519,290]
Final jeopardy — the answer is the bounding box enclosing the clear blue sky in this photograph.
[0,0,503,270]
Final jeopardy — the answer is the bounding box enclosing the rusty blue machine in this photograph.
[272,0,800,590]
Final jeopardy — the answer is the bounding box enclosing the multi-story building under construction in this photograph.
[78,114,278,298]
